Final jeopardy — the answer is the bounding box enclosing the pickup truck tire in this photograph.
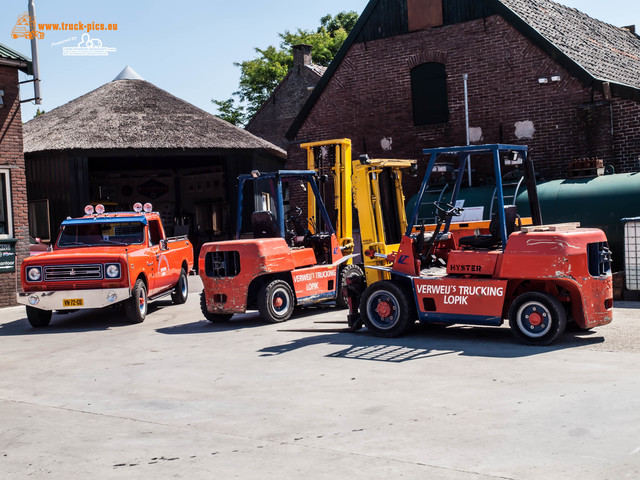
[26,307,52,328]
[258,279,294,323]
[508,291,566,346]
[171,268,189,304]
[336,264,365,309]
[200,290,233,323]
[360,281,415,338]
[125,279,147,323]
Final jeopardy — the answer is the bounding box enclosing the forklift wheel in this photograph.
[258,279,295,323]
[200,290,233,323]
[336,264,365,309]
[508,291,566,346]
[360,281,415,338]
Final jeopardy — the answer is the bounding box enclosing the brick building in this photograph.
[285,0,640,197]
[0,44,31,307]
[246,45,327,150]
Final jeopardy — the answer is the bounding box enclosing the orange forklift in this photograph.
[345,144,613,345]
[199,170,361,323]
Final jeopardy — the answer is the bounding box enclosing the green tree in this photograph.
[213,11,358,126]
[34,108,46,118]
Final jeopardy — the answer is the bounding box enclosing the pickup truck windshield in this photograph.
[58,222,145,247]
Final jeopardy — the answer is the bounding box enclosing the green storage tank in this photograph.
[406,182,525,223]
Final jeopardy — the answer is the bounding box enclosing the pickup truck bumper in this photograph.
[17,288,131,311]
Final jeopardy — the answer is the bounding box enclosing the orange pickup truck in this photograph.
[17,203,194,327]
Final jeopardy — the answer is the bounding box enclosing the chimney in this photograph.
[292,44,312,67]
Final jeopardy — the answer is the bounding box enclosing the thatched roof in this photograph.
[23,67,286,158]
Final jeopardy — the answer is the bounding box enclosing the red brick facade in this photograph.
[287,15,640,197]
[0,65,28,307]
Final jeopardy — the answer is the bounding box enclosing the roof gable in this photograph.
[286,0,640,140]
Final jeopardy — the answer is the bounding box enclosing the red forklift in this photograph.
[346,144,613,345]
[199,170,361,323]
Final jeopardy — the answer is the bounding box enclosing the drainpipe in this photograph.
[463,74,471,187]
[28,0,42,104]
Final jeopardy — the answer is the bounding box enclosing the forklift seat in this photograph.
[252,211,280,238]
[458,205,520,249]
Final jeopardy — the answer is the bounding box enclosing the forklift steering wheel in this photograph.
[433,201,462,219]
[285,206,302,219]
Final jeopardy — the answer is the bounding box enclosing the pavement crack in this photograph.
[0,396,514,478]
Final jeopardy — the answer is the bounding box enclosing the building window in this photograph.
[28,199,51,242]
[410,62,449,125]
[0,169,13,238]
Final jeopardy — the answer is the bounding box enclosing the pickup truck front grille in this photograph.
[44,264,104,281]
[205,251,240,277]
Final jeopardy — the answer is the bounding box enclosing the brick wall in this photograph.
[288,15,640,202]
[0,65,28,307]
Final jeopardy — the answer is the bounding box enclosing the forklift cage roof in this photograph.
[409,144,543,249]
[236,170,336,239]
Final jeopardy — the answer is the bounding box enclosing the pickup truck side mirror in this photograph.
[159,239,169,251]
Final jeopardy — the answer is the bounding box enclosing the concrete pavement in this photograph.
[1,276,639,479]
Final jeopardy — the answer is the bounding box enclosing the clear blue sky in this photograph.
[2,0,638,122]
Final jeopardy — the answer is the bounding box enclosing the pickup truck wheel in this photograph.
[200,290,233,323]
[360,281,415,338]
[171,268,189,304]
[336,264,365,309]
[258,279,294,323]
[125,279,147,323]
[508,292,566,346]
[26,307,52,328]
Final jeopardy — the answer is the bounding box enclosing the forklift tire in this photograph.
[171,268,189,305]
[200,290,233,323]
[26,307,52,328]
[336,264,365,309]
[360,281,415,338]
[125,279,147,324]
[508,291,566,346]
[258,279,295,323]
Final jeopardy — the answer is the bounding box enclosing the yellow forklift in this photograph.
[300,139,416,285]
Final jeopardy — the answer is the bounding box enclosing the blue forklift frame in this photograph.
[407,144,543,250]
[235,170,336,240]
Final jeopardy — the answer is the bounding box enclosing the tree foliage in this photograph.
[212,11,358,126]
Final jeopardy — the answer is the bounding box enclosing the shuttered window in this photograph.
[410,62,449,125]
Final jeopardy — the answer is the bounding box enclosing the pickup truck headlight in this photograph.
[105,263,121,279]
[27,266,42,282]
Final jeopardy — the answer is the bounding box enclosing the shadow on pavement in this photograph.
[0,300,175,336]
[259,321,607,361]
[155,305,341,335]
[156,311,267,334]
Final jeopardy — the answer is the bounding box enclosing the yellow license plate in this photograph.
[63,298,84,307]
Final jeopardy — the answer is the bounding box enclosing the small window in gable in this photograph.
[410,62,449,126]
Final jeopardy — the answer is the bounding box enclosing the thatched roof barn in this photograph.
[23,67,286,247]
[24,67,284,156]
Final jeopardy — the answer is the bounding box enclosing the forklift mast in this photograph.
[300,139,416,283]
[301,139,354,255]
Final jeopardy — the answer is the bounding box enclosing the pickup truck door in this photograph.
[148,219,176,294]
